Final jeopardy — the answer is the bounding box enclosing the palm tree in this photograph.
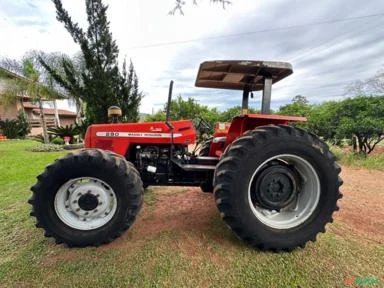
[0,57,62,143]
[39,51,85,124]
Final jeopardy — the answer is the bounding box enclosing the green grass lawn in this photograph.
[0,140,383,288]
[331,146,384,171]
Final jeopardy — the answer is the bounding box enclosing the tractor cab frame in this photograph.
[194,61,305,157]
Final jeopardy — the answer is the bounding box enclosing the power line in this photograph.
[128,12,384,49]
[289,17,384,63]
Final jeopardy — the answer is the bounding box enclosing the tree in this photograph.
[307,101,340,144]
[145,95,221,129]
[276,95,312,129]
[334,96,384,154]
[219,105,258,122]
[145,96,265,133]
[0,55,61,143]
[40,51,87,124]
[40,0,142,124]
[118,60,142,123]
[277,95,311,117]
[308,96,384,155]
[346,66,384,96]
[367,68,384,95]
[38,51,82,125]
[170,0,231,15]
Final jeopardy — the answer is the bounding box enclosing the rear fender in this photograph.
[224,114,306,148]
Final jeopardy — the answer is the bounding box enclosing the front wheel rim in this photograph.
[54,177,117,230]
[248,154,321,230]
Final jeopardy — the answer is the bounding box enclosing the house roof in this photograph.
[0,66,67,100]
[23,102,76,117]
[33,108,76,117]
[0,66,26,81]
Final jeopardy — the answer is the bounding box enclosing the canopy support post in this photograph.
[241,86,250,115]
[261,77,272,114]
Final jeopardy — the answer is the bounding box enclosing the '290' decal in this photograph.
[95,132,182,138]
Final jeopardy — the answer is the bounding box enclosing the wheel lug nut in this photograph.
[98,202,102,205]
[76,208,80,212]
[94,209,98,213]
[77,193,82,197]
[96,194,100,197]
[73,200,77,204]
[87,190,92,194]
[85,212,89,215]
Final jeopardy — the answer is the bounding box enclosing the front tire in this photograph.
[214,125,343,251]
[29,149,143,247]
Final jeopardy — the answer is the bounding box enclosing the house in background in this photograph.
[23,103,76,135]
[0,100,77,136]
[0,66,77,136]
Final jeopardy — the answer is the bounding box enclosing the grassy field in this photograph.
[331,146,384,171]
[0,140,383,288]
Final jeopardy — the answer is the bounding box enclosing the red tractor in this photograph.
[29,60,342,251]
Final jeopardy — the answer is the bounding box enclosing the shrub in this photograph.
[0,112,30,139]
[16,112,31,137]
[0,119,20,139]
[75,121,89,140]
[51,136,65,145]
[48,125,80,143]
[30,144,64,152]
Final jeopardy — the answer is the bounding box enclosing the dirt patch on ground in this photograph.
[335,166,384,243]
[98,186,217,252]
[136,186,215,237]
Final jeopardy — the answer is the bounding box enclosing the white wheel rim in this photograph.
[248,154,320,230]
[54,177,117,230]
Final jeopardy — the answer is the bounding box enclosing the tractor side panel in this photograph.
[85,120,197,157]
[208,122,231,157]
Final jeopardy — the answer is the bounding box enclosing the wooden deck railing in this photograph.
[29,119,56,128]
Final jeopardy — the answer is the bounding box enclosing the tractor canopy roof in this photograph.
[195,60,292,91]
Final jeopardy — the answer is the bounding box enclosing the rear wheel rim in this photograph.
[248,154,320,229]
[54,177,117,230]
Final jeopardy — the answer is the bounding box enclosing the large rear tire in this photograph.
[214,125,343,251]
[29,149,143,247]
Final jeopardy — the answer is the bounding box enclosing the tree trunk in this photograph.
[38,99,49,144]
[53,100,61,127]
[75,98,82,124]
[352,135,357,152]
[356,135,367,156]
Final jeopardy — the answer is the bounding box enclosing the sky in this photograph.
[0,0,383,113]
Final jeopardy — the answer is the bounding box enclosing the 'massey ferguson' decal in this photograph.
[95,132,183,138]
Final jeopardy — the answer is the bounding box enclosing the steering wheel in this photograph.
[194,117,212,135]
